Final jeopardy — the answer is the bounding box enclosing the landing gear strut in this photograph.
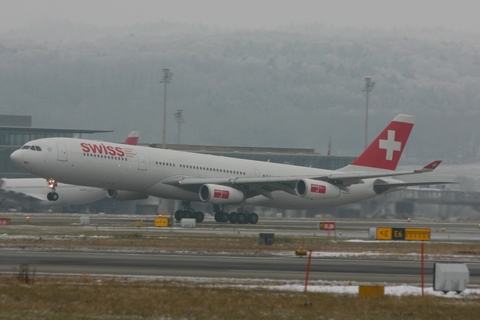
[174,201,204,223]
[46,178,58,201]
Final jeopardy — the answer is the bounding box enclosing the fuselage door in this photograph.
[57,143,68,162]
[137,152,147,171]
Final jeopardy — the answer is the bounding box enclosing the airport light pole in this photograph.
[173,109,185,144]
[160,68,173,149]
[362,77,375,149]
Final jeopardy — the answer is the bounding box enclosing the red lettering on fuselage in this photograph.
[81,142,90,153]
[80,142,126,157]
[115,147,125,157]
[91,144,104,154]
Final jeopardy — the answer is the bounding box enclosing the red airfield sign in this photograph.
[319,221,336,230]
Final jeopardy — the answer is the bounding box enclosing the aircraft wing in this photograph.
[0,188,45,203]
[322,160,443,186]
[163,160,446,193]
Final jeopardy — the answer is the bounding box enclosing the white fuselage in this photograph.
[11,138,386,210]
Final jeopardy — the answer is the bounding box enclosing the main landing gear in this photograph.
[174,203,259,225]
[46,178,59,201]
[213,205,259,224]
[174,201,205,223]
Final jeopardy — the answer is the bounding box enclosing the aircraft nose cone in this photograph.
[10,150,23,166]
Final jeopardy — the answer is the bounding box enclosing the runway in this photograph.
[2,213,480,285]
[2,249,480,285]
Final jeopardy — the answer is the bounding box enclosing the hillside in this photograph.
[1,22,480,163]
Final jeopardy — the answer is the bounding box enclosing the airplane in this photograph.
[1,131,141,211]
[10,114,447,223]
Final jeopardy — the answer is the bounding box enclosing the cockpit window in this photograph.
[21,145,42,151]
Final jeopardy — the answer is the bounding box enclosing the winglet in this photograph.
[123,131,139,145]
[415,160,442,173]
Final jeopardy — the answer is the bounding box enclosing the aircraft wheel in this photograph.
[221,212,229,223]
[236,212,246,224]
[214,212,222,222]
[48,192,59,201]
[228,212,237,224]
[248,212,259,224]
[195,211,204,223]
[175,210,184,222]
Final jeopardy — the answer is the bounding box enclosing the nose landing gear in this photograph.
[46,178,59,201]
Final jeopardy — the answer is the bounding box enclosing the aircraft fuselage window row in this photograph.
[155,161,175,167]
[21,145,42,151]
[83,153,128,161]
[79,153,247,175]
[178,163,246,175]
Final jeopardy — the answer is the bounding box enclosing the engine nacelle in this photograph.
[199,184,244,204]
[295,179,341,200]
[106,189,149,201]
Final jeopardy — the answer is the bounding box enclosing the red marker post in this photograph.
[421,242,424,296]
[304,250,313,293]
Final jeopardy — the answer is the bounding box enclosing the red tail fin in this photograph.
[351,114,415,170]
[123,131,139,145]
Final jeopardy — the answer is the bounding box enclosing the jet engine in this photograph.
[199,184,244,204]
[295,179,341,200]
[106,189,149,201]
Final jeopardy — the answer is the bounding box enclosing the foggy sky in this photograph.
[1,0,480,34]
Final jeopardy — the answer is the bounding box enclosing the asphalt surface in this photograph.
[2,249,480,285]
[2,213,480,285]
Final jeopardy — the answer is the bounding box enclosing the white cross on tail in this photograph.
[379,130,401,161]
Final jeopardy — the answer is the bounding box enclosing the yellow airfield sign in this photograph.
[376,227,430,241]
[405,228,431,241]
[376,227,392,240]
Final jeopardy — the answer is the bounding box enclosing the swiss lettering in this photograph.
[81,142,126,157]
